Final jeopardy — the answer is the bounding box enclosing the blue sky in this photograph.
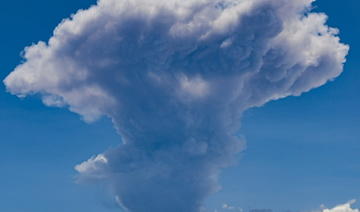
[0,0,359,212]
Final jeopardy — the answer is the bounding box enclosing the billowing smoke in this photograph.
[4,0,348,211]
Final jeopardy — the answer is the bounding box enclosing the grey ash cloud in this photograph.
[4,0,348,211]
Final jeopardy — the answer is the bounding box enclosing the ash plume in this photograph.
[4,0,348,211]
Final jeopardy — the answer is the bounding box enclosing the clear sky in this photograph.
[0,0,359,212]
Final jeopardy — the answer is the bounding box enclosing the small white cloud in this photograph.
[323,200,359,212]
[75,154,108,179]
